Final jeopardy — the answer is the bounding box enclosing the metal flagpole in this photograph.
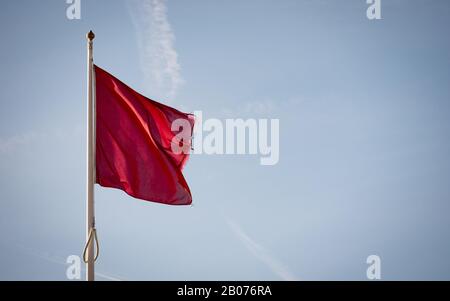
[85,30,96,281]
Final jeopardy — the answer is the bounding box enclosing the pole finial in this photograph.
[87,30,95,41]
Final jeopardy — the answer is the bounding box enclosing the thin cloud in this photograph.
[128,0,183,101]
[219,98,304,118]
[0,125,83,154]
[0,131,45,153]
[226,218,298,281]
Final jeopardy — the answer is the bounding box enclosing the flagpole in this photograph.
[86,30,96,281]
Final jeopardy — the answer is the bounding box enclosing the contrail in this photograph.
[6,240,124,281]
[35,251,124,281]
[226,218,299,281]
[128,0,183,101]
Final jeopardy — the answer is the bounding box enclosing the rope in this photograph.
[82,228,99,263]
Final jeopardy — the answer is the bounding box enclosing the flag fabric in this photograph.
[94,65,195,205]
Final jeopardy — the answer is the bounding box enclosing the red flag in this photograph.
[94,65,195,205]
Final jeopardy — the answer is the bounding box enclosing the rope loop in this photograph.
[82,228,99,263]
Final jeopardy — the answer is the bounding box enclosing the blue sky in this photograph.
[1,0,450,280]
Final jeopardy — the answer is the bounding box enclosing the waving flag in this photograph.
[94,65,195,205]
